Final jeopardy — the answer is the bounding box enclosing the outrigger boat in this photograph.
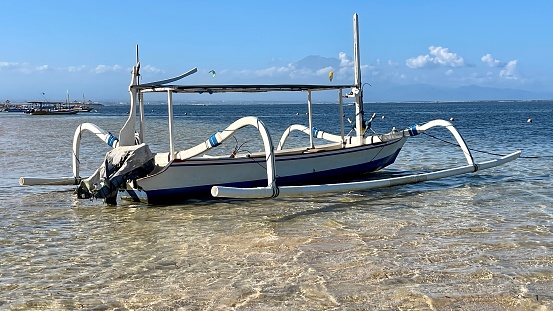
[25,101,79,115]
[20,14,520,205]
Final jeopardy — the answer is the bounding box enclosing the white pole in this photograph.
[307,90,314,148]
[138,92,145,143]
[19,176,80,186]
[167,91,175,160]
[212,151,521,198]
[339,89,344,145]
[353,13,364,145]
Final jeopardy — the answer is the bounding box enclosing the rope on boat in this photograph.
[422,132,538,159]
[73,124,82,165]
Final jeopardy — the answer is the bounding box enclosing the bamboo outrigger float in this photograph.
[20,13,520,205]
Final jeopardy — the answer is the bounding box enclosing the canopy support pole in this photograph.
[339,88,344,146]
[167,90,175,160]
[138,92,145,143]
[307,90,314,149]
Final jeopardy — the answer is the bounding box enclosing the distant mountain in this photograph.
[292,56,553,102]
[454,85,553,101]
[367,84,553,102]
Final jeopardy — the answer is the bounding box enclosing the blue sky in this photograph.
[1,1,552,102]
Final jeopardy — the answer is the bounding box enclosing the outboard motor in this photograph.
[76,143,155,205]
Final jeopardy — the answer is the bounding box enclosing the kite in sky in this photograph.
[209,70,216,77]
[328,70,334,82]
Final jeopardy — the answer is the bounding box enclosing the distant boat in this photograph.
[69,95,96,112]
[1,100,29,112]
[4,105,30,112]
[24,101,78,115]
[28,108,49,115]
[48,107,79,115]
[24,91,99,114]
[71,105,93,112]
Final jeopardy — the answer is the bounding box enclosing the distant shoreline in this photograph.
[95,99,553,106]
[370,99,553,104]
[2,99,551,109]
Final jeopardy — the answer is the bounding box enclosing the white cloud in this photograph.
[338,52,353,67]
[68,65,87,72]
[141,65,163,74]
[233,64,297,78]
[93,64,122,74]
[499,60,518,79]
[481,54,506,67]
[253,64,295,77]
[0,61,34,74]
[337,66,350,76]
[0,61,20,69]
[36,65,50,71]
[430,46,465,67]
[1,62,125,75]
[406,46,466,69]
[316,66,334,76]
[288,67,312,79]
[1,62,127,74]
[231,52,360,81]
[480,54,518,79]
[406,54,434,69]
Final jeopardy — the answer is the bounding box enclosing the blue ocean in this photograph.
[0,100,551,309]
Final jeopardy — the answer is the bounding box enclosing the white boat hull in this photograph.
[124,138,407,204]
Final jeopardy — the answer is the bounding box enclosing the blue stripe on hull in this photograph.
[141,147,402,204]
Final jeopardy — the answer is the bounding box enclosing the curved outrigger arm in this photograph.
[19,122,121,186]
[277,124,344,150]
[71,123,120,179]
[277,120,474,167]
[377,119,475,165]
[212,119,521,199]
[176,116,279,198]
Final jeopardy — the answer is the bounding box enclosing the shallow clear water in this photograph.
[1,101,552,310]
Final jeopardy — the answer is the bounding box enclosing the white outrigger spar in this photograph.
[20,13,520,205]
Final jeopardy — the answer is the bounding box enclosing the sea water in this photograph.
[0,100,552,310]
